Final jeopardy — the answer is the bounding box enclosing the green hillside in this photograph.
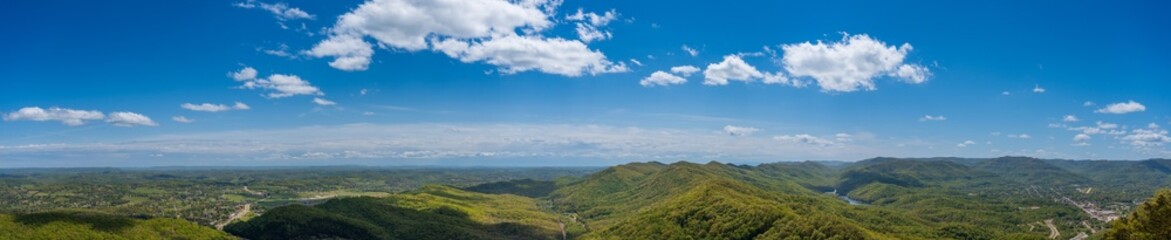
[0,210,233,240]
[226,185,571,240]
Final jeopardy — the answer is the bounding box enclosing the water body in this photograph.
[827,189,865,206]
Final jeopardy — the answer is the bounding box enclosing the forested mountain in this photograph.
[0,210,233,239]
[11,157,1171,239]
[225,185,572,240]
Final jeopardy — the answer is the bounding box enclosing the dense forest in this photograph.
[5,157,1171,239]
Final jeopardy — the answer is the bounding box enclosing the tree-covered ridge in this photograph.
[1105,189,1171,240]
[465,178,560,198]
[226,185,572,240]
[0,210,233,240]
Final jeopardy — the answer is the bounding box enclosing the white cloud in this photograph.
[723,125,760,136]
[1122,128,1170,147]
[106,112,158,127]
[235,0,315,21]
[1097,121,1119,129]
[181,102,250,112]
[1008,134,1031,139]
[1073,133,1091,142]
[834,133,854,142]
[629,59,643,66]
[233,102,251,110]
[431,35,627,76]
[233,67,324,99]
[1083,101,1095,107]
[1095,101,1146,114]
[773,134,834,147]
[1068,121,1128,136]
[3,107,105,126]
[306,35,374,71]
[1150,123,1160,129]
[892,64,930,84]
[681,45,699,56]
[669,65,700,77]
[920,115,946,121]
[703,55,762,85]
[229,67,258,81]
[307,0,619,76]
[1002,91,1011,96]
[172,116,195,123]
[566,9,618,43]
[327,0,550,51]
[780,34,930,92]
[760,72,805,87]
[639,71,686,87]
[1062,115,1079,122]
[957,140,976,147]
[1033,85,1046,93]
[313,97,337,106]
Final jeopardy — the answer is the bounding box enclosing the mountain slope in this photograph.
[226,185,567,240]
[0,210,233,240]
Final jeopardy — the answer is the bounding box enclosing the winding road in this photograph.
[1044,219,1059,239]
[215,203,251,230]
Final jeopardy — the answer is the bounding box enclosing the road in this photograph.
[1044,219,1059,239]
[215,203,252,230]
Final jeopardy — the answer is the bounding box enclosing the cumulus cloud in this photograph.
[1033,85,1046,93]
[172,116,195,123]
[106,112,158,127]
[1122,128,1170,147]
[229,67,258,81]
[639,71,686,87]
[235,0,315,21]
[780,34,930,92]
[703,55,762,85]
[957,140,976,147]
[1095,101,1146,114]
[232,67,324,99]
[723,125,759,136]
[1083,101,1095,107]
[773,134,834,147]
[307,0,622,76]
[1067,121,1128,136]
[1062,115,1079,122]
[566,9,618,42]
[431,35,627,76]
[181,102,250,112]
[670,65,700,77]
[3,107,105,126]
[313,97,337,106]
[681,45,699,56]
[919,115,946,121]
[306,35,374,71]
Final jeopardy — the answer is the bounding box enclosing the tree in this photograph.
[1105,189,1171,240]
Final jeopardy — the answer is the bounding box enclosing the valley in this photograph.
[2,157,1170,239]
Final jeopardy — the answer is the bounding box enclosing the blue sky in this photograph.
[2,0,1169,167]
